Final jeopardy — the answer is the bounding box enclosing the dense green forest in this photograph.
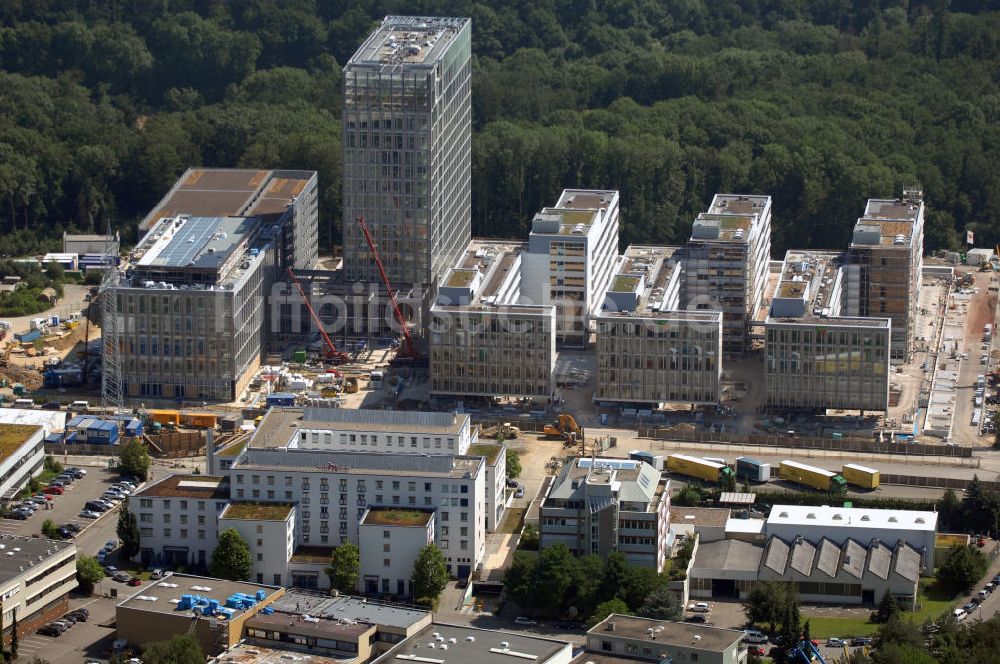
[0,1,998,258]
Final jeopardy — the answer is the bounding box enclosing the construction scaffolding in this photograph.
[101,247,124,415]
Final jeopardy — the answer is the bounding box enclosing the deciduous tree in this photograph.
[210,528,252,581]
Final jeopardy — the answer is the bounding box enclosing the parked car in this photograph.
[68,467,86,477]
[151,569,166,580]
[96,552,106,564]
[8,510,29,520]
[84,501,109,512]
[103,565,118,576]
[978,589,990,599]
[43,486,63,495]
[127,577,142,587]
[66,608,89,621]
[514,486,525,498]
[105,540,117,551]
[827,638,844,647]
[514,617,537,626]
[63,523,81,533]
[48,480,65,488]
[963,602,978,613]
[748,646,766,656]
[684,615,710,624]
[38,624,64,637]
[851,637,873,647]
[505,479,519,488]
[688,602,711,613]
[56,527,75,539]
[79,510,100,519]
[112,571,131,583]
[555,621,581,631]
[744,630,768,644]
[30,495,48,505]
[59,613,81,624]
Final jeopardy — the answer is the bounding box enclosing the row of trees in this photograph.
[504,545,680,625]
[0,2,998,255]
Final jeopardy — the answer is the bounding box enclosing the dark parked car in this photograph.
[63,523,81,533]
[851,637,873,647]
[56,527,74,539]
[8,510,29,520]
[37,624,64,637]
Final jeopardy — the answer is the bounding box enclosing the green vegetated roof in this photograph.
[612,275,640,292]
[364,508,432,527]
[0,424,40,461]
[223,502,293,520]
[470,443,501,465]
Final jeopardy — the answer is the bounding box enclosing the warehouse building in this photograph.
[584,614,746,664]
[843,188,925,360]
[140,168,319,270]
[540,458,671,571]
[765,504,936,569]
[520,189,620,347]
[0,536,77,648]
[341,16,472,289]
[689,534,922,609]
[765,250,891,412]
[111,214,277,400]
[430,240,556,400]
[595,245,722,406]
[0,423,46,503]
[684,194,772,354]
[373,622,573,664]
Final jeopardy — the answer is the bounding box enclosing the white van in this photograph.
[13,398,34,409]
[69,400,90,412]
[953,608,968,621]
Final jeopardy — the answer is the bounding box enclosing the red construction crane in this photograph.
[285,267,350,364]
[356,217,418,359]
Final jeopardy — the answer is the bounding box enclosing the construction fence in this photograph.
[44,431,206,459]
[473,418,972,458]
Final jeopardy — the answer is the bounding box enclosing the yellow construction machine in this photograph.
[544,414,581,444]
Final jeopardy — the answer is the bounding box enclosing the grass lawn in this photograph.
[805,578,960,639]
[499,507,526,534]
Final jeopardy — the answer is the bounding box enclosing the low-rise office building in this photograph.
[131,474,230,568]
[219,503,296,587]
[540,458,671,571]
[684,194,772,354]
[585,614,746,664]
[765,250,891,413]
[256,590,431,660]
[359,507,435,596]
[373,622,574,664]
[430,240,556,400]
[0,423,45,503]
[596,245,722,406]
[0,536,77,647]
[116,574,284,656]
[469,441,507,532]
[519,190,620,348]
[253,407,476,455]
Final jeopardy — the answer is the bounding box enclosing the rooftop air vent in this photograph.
[861,515,870,521]
[779,512,788,518]
[806,513,816,519]
[915,517,925,524]
[888,516,898,522]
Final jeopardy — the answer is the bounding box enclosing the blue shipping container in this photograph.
[266,393,296,407]
[15,329,41,343]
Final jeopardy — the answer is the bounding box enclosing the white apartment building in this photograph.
[359,507,435,596]
[540,458,671,571]
[596,245,723,406]
[431,240,557,400]
[131,475,230,568]
[765,250,891,412]
[0,422,46,503]
[219,503,296,587]
[520,189,620,347]
[254,407,476,455]
[684,194,772,354]
[230,447,486,579]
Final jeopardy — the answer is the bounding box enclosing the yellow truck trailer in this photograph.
[666,454,734,483]
[779,460,847,492]
[842,463,880,489]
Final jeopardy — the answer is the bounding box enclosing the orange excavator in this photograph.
[356,217,422,363]
[285,267,350,364]
[544,414,581,445]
